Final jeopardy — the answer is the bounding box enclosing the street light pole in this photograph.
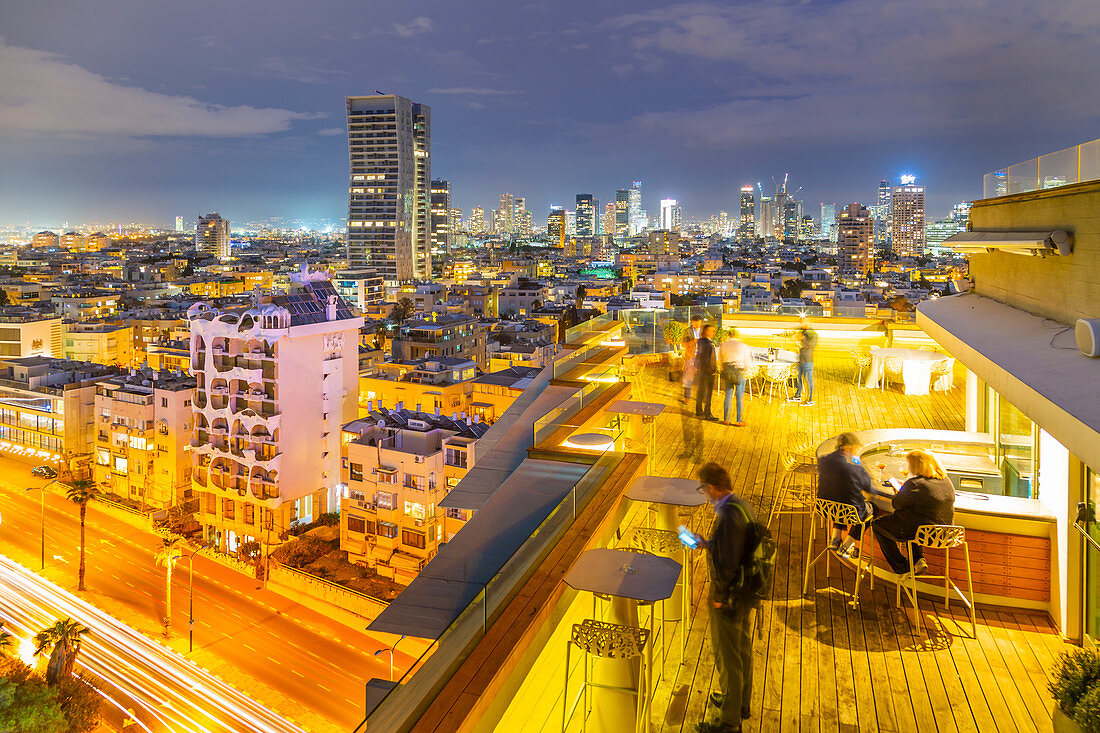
[25,482,53,570]
[182,544,207,654]
[373,634,407,682]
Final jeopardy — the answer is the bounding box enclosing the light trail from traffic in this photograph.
[0,554,308,733]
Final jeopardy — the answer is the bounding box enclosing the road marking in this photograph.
[290,669,305,678]
[242,642,256,652]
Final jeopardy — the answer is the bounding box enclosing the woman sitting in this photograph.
[873,449,955,576]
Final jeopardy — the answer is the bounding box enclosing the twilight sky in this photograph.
[2,0,1099,228]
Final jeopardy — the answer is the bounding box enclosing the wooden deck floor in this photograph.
[633,356,1069,733]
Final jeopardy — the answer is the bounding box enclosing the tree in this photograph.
[888,295,914,313]
[54,676,102,733]
[33,619,89,686]
[663,321,685,351]
[0,623,12,657]
[388,297,414,323]
[155,539,184,637]
[65,480,98,591]
[778,278,808,299]
[575,285,587,303]
[0,289,9,308]
[0,661,67,733]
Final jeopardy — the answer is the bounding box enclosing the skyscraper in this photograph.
[614,189,630,241]
[837,203,874,277]
[513,197,531,235]
[497,193,514,234]
[430,180,452,254]
[891,180,926,257]
[195,213,230,259]
[782,199,803,240]
[603,202,616,239]
[820,203,837,242]
[345,94,431,283]
[739,186,755,238]
[469,206,486,235]
[875,179,892,246]
[628,181,643,235]
[659,198,682,232]
[547,206,566,248]
[575,194,597,237]
[175,216,185,233]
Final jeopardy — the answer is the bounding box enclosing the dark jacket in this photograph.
[696,337,717,375]
[707,493,754,607]
[816,449,872,521]
[889,475,955,536]
[798,327,818,365]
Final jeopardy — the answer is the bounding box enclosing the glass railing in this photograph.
[354,436,625,732]
[532,380,614,447]
[563,312,617,345]
[983,138,1100,198]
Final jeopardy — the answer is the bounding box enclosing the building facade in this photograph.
[575,194,596,237]
[891,182,926,257]
[195,213,230,259]
[187,269,363,554]
[837,202,874,278]
[346,94,432,283]
[430,179,452,255]
[739,185,755,238]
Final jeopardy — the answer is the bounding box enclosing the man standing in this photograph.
[718,328,751,426]
[691,462,755,733]
[790,316,818,406]
[695,324,718,420]
[682,314,703,401]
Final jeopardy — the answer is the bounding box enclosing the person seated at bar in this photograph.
[873,449,956,576]
[816,432,872,557]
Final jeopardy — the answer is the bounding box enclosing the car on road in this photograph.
[31,465,57,478]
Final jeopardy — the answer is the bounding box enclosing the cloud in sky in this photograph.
[426,87,522,96]
[255,56,347,84]
[392,17,434,38]
[317,127,343,136]
[0,41,314,137]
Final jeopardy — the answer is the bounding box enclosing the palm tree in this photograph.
[65,479,99,591]
[33,618,90,685]
[0,622,13,657]
[154,538,183,637]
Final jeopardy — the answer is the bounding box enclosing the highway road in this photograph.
[0,458,413,731]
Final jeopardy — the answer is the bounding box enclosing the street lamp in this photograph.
[373,634,407,682]
[182,544,208,654]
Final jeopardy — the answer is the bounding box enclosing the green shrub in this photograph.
[1050,649,1100,724]
[271,536,332,568]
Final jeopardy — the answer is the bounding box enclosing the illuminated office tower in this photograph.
[175,216,185,233]
[430,180,452,254]
[345,94,431,283]
[782,199,803,240]
[628,181,643,235]
[513,197,531,235]
[659,199,682,232]
[756,196,776,238]
[614,189,630,241]
[891,179,926,257]
[603,202,616,239]
[469,206,486,235]
[820,203,837,242]
[875,179,892,245]
[575,194,597,237]
[739,186,755,238]
[195,213,230,259]
[837,203,874,277]
[497,193,515,234]
[547,206,566,248]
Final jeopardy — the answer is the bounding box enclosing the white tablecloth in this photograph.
[865,347,952,396]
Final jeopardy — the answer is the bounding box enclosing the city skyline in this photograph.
[3,1,1100,224]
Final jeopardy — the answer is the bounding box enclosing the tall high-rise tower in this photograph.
[891,179,926,257]
[738,186,755,238]
[175,216,185,233]
[875,179,892,246]
[575,194,597,237]
[837,203,874,277]
[820,203,837,242]
[547,206,566,248]
[430,179,452,254]
[195,213,230,259]
[614,189,630,241]
[659,198,682,232]
[345,94,431,283]
[628,181,643,235]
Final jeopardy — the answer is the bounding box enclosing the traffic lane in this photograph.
[0,484,406,711]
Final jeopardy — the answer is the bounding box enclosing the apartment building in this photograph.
[499,279,547,317]
[390,313,488,369]
[51,289,119,320]
[0,311,63,358]
[0,356,116,468]
[188,267,363,554]
[339,408,489,582]
[359,357,478,417]
[333,269,385,313]
[63,322,135,367]
[93,370,195,510]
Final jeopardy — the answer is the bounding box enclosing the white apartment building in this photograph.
[340,408,489,583]
[93,370,195,511]
[195,213,230,259]
[187,267,363,554]
[345,94,432,283]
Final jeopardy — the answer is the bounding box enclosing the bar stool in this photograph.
[897,524,976,636]
[627,528,683,665]
[767,452,817,527]
[562,619,651,733]
[803,499,874,607]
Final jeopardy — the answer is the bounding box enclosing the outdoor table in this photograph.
[562,431,616,452]
[864,347,951,396]
[625,475,706,624]
[751,348,798,365]
[564,548,681,732]
[607,401,666,456]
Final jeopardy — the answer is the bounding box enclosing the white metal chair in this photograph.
[880,356,904,391]
[741,363,760,401]
[562,619,651,733]
[896,524,976,637]
[930,357,955,392]
[803,499,874,607]
[849,349,872,386]
[762,362,794,402]
[768,452,817,527]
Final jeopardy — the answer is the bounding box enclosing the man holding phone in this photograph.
[684,462,756,733]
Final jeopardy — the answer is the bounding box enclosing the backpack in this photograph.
[728,502,776,603]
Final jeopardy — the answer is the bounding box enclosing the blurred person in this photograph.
[718,328,751,426]
[695,324,718,420]
[682,314,703,400]
[874,450,956,575]
[816,432,873,557]
[789,316,818,406]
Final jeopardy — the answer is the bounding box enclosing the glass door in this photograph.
[1085,468,1100,649]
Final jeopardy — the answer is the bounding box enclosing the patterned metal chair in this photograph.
[930,357,956,391]
[896,524,976,637]
[741,363,760,400]
[849,348,872,385]
[880,356,904,391]
[562,619,651,733]
[762,362,795,402]
[803,499,875,607]
[768,451,818,527]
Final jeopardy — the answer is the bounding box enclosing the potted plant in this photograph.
[663,320,685,381]
[1050,649,1100,732]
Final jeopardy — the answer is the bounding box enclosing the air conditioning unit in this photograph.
[414,455,424,464]
[1077,318,1100,357]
